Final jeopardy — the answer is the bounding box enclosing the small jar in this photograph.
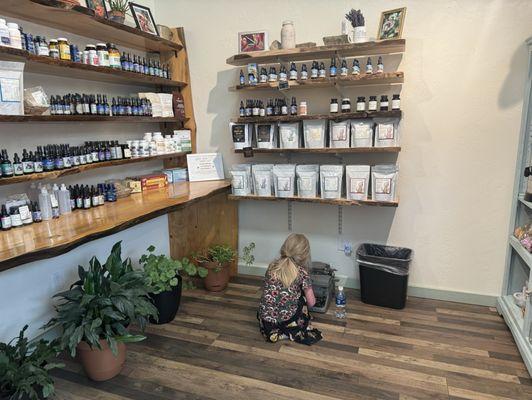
[299,101,308,116]
[356,97,366,112]
[341,98,351,113]
[7,22,22,49]
[380,95,389,111]
[96,43,109,67]
[392,94,401,110]
[368,96,377,111]
[48,39,59,59]
[86,44,98,66]
[57,38,71,61]
[330,98,339,113]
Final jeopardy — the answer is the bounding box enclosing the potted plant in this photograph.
[0,326,63,400]
[45,242,157,382]
[107,0,129,24]
[140,246,207,324]
[195,244,236,292]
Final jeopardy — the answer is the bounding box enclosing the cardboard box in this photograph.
[127,173,168,191]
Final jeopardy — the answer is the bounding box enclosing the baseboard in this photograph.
[238,264,497,307]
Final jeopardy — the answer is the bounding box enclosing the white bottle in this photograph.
[58,184,72,215]
[38,187,53,221]
[0,19,11,47]
[281,21,296,49]
[7,23,21,49]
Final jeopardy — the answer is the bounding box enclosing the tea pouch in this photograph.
[231,164,253,194]
[374,118,400,147]
[273,164,296,197]
[296,165,320,198]
[230,169,251,196]
[252,164,273,196]
[303,120,326,148]
[320,165,344,199]
[346,165,370,200]
[329,120,350,148]
[255,123,276,149]
[372,164,398,202]
[350,120,374,148]
[0,61,24,115]
[279,122,300,149]
[230,122,251,150]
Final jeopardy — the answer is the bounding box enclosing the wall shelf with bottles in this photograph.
[0,115,186,123]
[0,47,186,87]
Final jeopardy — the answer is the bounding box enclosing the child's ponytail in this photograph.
[267,257,300,288]
[267,233,311,288]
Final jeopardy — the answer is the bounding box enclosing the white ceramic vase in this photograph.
[353,26,368,43]
[281,20,296,49]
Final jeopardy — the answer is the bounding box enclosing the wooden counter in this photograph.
[0,180,235,272]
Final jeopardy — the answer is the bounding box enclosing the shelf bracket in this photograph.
[288,201,293,232]
[338,205,343,235]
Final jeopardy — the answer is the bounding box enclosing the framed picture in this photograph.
[129,2,159,36]
[238,30,269,53]
[377,7,406,40]
[86,0,108,18]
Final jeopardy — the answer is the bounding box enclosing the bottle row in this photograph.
[0,16,171,79]
[231,118,400,150]
[240,57,384,85]
[49,94,153,117]
[230,163,398,202]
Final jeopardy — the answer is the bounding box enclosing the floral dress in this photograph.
[258,266,322,345]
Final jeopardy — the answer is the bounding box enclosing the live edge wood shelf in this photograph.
[226,39,405,66]
[228,194,398,208]
[235,147,401,155]
[0,0,182,53]
[0,152,189,187]
[0,180,232,271]
[0,115,185,123]
[0,47,186,87]
[232,110,401,124]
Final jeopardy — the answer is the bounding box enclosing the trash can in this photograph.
[356,243,413,309]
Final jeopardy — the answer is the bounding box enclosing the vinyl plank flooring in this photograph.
[52,274,529,399]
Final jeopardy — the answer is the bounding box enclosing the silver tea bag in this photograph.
[303,120,326,148]
[230,169,251,196]
[255,123,276,149]
[296,165,320,198]
[252,164,273,196]
[346,165,370,200]
[374,118,400,147]
[329,120,350,148]
[320,165,344,199]
[231,164,253,194]
[372,164,398,202]
[350,120,374,148]
[273,164,296,197]
[279,122,300,149]
[230,123,251,150]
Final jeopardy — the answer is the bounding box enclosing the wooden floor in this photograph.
[51,275,532,400]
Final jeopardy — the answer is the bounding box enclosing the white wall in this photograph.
[152,0,532,299]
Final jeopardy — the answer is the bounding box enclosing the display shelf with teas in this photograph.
[234,147,401,155]
[228,194,398,208]
[232,110,401,124]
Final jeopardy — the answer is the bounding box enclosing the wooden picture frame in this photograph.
[129,2,159,36]
[377,7,406,40]
[86,0,108,18]
[238,30,269,53]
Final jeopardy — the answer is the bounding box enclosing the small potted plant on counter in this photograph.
[107,0,129,24]
[140,245,207,324]
[195,244,237,292]
[45,242,157,382]
[0,325,63,400]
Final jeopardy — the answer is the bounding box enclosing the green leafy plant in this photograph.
[108,0,129,13]
[195,244,237,273]
[45,241,157,357]
[240,242,256,267]
[0,326,63,400]
[140,246,208,291]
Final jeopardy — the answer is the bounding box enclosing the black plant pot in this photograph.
[149,275,182,325]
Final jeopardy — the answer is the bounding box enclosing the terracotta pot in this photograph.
[150,275,183,324]
[202,261,230,292]
[77,339,126,381]
[108,10,126,24]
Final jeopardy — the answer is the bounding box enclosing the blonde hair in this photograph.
[267,233,311,288]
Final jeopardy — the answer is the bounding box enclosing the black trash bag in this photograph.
[356,243,413,276]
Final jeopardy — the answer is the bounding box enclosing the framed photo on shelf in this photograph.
[377,7,406,40]
[129,2,159,36]
[86,0,108,18]
[238,30,269,53]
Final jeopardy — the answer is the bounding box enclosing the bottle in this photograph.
[239,69,245,85]
[290,97,297,115]
[335,286,346,319]
[0,19,11,47]
[299,101,307,116]
[340,59,348,76]
[356,96,366,112]
[259,67,268,83]
[281,99,288,115]
[266,99,273,116]
[300,64,308,80]
[330,98,339,113]
[58,184,72,215]
[31,202,42,223]
[239,101,245,117]
[341,98,351,113]
[310,61,318,79]
[368,96,378,111]
[366,57,373,74]
[75,186,83,209]
[1,150,13,177]
[392,94,401,110]
[289,62,298,80]
[58,38,71,61]
[38,187,53,221]
[21,149,34,174]
[83,186,91,209]
[379,95,389,111]
[34,149,43,173]
[10,207,23,228]
[259,101,265,117]
[318,62,326,78]
[377,56,384,74]
[329,57,337,77]
[279,65,287,82]
[352,59,360,75]
[7,23,22,49]
[13,153,23,176]
[1,205,11,230]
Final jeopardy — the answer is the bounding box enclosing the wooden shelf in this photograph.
[0,47,186,87]
[0,180,231,271]
[0,0,182,53]
[232,110,401,124]
[230,72,404,91]
[227,39,405,66]
[0,152,189,187]
[228,194,398,207]
[0,115,185,123]
[235,147,401,155]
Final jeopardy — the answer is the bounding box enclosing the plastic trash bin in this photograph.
[356,243,413,309]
